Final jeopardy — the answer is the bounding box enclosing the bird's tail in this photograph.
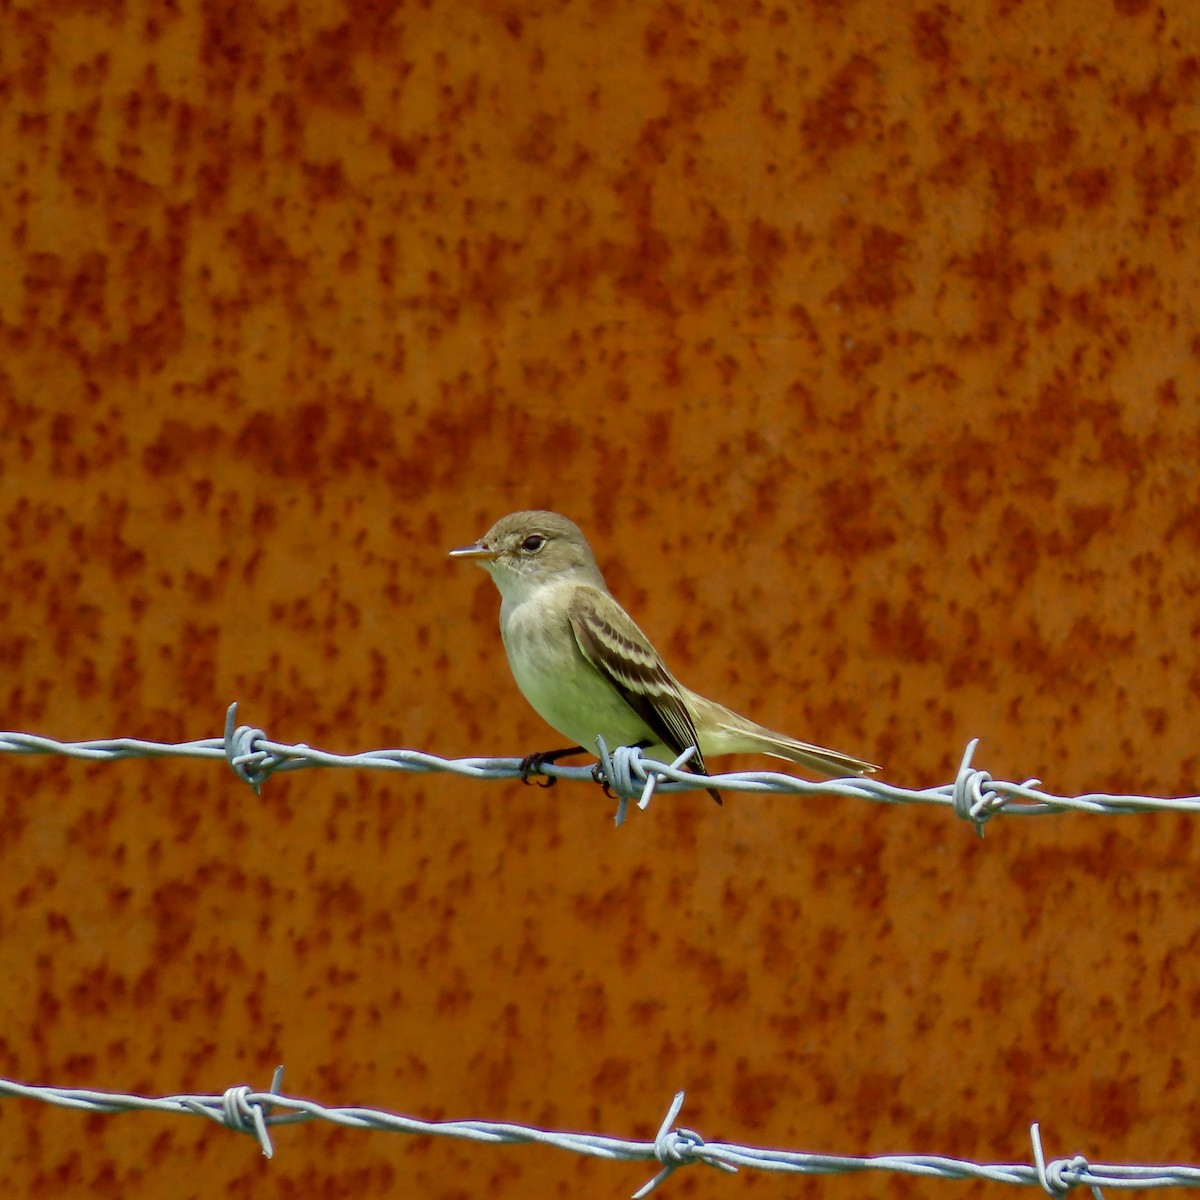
[687,692,878,778]
[732,727,877,777]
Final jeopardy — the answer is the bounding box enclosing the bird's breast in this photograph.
[499,591,652,749]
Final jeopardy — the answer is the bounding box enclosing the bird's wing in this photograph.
[567,586,707,773]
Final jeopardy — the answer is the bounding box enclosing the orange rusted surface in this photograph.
[2,1,1199,1195]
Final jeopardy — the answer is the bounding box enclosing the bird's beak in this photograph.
[449,540,499,561]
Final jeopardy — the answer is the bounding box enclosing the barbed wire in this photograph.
[6,1070,1199,1196]
[4,719,1194,1196]
[1,703,1197,831]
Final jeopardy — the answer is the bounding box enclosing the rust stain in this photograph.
[2,0,1200,1193]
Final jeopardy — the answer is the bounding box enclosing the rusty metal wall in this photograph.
[2,1,1198,1195]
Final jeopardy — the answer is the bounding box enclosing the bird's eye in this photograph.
[521,534,546,553]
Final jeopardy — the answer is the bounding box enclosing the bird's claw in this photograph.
[518,746,585,788]
[519,753,558,788]
[590,761,616,799]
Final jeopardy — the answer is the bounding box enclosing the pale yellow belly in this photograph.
[501,598,656,753]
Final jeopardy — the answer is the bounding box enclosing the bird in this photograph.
[450,510,877,803]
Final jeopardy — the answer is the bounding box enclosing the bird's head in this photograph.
[450,510,605,601]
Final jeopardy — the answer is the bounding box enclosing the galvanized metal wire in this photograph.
[1,703,1197,830]
[2,713,1193,1195]
[5,1072,1197,1196]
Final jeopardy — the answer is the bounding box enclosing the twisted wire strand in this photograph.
[0,704,1197,829]
[3,711,1197,1191]
[4,1075,1200,1196]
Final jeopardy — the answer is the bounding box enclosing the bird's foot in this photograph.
[518,745,586,789]
[590,761,616,799]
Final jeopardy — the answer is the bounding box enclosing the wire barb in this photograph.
[632,1091,737,1198]
[954,738,1002,836]
[223,703,293,794]
[1030,1123,1107,1200]
[596,740,703,826]
[181,1069,280,1158]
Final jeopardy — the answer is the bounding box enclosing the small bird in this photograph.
[450,511,877,803]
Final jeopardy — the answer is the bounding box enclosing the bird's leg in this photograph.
[519,745,586,788]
